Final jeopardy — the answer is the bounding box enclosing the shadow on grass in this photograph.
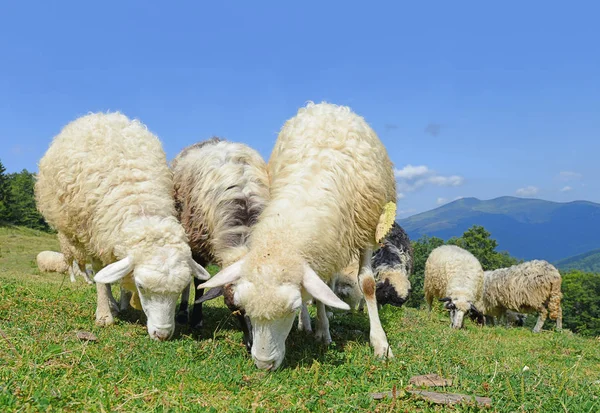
[178,301,376,370]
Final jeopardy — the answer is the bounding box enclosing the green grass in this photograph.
[1,226,599,412]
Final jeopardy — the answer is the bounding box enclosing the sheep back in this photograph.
[172,137,270,267]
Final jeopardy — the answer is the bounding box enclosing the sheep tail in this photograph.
[547,277,562,321]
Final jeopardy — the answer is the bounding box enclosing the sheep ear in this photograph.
[189,257,211,280]
[302,265,350,310]
[195,287,224,303]
[94,257,134,284]
[439,297,451,302]
[197,259,245,289]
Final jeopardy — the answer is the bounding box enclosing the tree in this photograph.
[405,235,445,308]
[0,159,11,222]
[8,169,49,231]
[447,225,519,270]
[560,270,600,337]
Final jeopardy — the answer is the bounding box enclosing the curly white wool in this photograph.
[35,112,208,341]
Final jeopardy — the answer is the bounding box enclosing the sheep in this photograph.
[34,112,210,341]
[424,245,484,329]
[36,251,70,274]
[36,249,92,283]
[481,261,562,333]
[333,222,413,310]
[198,101,397,370]
[170,137,270,352]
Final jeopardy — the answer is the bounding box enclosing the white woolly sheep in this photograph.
[171,137,270,351]
[35,112,210,341]
[424,245,484,329]
[482,260,562,333]
[36,249,91,283]
[198,102,397,370]
[36,251,70,274]
[333,222,413,310]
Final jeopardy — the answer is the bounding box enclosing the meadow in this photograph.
[0,226,599,412]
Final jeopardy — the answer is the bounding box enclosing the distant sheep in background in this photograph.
[333,222,413,310]
[424,245,484,328]
[35,112,210,341]
[197,102,397,370]
[482,260,562,333]
[36,249,92,283]
[36,251,70,274]
[171,137,270,352]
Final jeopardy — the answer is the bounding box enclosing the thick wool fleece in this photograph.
[483,260,562,320]
[237,101,397,319]
[35,112,193,295]
[36,251,70,274]
[172,137,270,268]
[424,245,484,312]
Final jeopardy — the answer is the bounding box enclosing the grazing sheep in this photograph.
[171,137,270,352]
[424,245,484,329]
[333,222,414,310]
[35,112,210,341]
[482,261,562,333]
[36,251,70,274]
[198,102,397,370]
[36,249,91,283]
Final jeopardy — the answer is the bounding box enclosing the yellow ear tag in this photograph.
[375,202,396,243]
[130,291,142,310]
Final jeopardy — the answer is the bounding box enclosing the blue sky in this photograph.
[1,1,598,217]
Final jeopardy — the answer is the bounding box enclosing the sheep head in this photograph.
[94,248,209,341]
[198,258,349,370]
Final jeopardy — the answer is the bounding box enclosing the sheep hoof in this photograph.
[95,313,115,327]
[315,330,332,345]
[374,344,394,359]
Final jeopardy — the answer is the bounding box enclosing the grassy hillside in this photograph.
[398,196,600,262]
[1,227,599,412]
[555,248,600,273]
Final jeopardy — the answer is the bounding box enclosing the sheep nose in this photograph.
[254,357,276,371]
[150,328,172,341]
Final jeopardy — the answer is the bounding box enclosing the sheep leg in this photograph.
[176,283,191,324]
[119,287,132,311]
[315,301,332,344]
[298,303,312,333]
[91,258,115,326]
[555,307,563,331]
[358,246,393,358]
[75,260,93,284]
[68,264,77,283]
[533,307,547,333]
[189,277,204,329]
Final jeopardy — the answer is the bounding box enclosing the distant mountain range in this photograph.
[554,249,600,273]
[398,196,600,263]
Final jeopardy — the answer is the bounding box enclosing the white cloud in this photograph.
[516,186,539,197]
[396,192,405,200]
[559,171,582,181]
[560,186,572,193]
[394,165,430,180]
[396,208,417,217]
[436,197,448,205]
[394,164,465,196]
